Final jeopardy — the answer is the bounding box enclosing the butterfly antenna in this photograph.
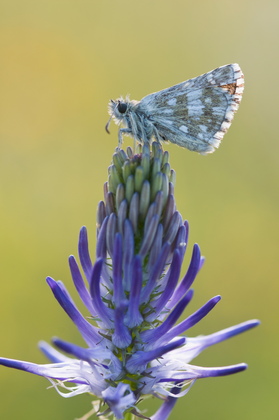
[105,100,118,134]
[105,115,113,134]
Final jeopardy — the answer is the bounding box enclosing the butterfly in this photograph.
[105,64,244,154]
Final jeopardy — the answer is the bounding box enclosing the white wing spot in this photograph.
[199,125,208,133]
[179,125,188,133]
[167,98,177,106]
[188,104,204,117]
[161,109,173,114]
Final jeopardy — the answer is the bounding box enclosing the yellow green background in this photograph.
[0,1,277,419]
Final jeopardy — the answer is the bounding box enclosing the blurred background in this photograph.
[0,1,277,419]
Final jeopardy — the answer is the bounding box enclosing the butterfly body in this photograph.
[106,64,244,154]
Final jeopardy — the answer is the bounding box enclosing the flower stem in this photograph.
[123,413,135,420]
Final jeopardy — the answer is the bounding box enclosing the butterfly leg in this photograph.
[152,126,163,145]
[118,128,133,148]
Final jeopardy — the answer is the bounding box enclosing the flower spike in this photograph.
[0,142,259,420]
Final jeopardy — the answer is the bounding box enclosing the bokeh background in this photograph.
[0,1,277,419]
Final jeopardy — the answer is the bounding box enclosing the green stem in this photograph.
[123,413,136,420]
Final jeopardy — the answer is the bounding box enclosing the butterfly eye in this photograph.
[117,102,128,114]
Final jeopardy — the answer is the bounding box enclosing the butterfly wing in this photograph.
[137,64,244,154]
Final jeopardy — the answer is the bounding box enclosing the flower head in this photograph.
[0,142,259,420]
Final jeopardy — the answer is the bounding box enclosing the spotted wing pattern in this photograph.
[137,64,244,154]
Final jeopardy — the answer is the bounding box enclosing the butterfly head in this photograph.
[106,97,132,134]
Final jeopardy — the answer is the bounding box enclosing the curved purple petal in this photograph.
[147,249,182,321]
[89,259,114,328]
[168,243,202,310]
[112,233,126,307]
[39,341,71,363]
[122,219,134,291]
[112,307,132,349]
[0,357,88,384]
[78,226,93,282]
[162,296,221,345]
[141,293,198,347]
[141,241,171,304]
[68,255,95,315]
[150,385,182,420]
[126,338,185,374]
[125,256,143,328]
[46,277,100,346]
[187,319,260,352]
[96,216,109,259]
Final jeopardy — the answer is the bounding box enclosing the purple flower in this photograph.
[0,143,259,420]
